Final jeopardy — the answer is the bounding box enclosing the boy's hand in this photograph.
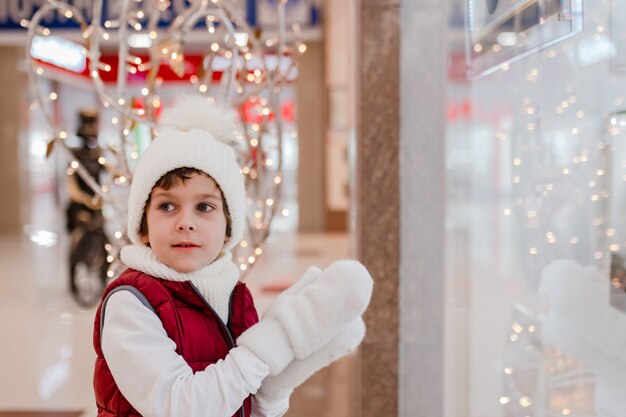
[237,260,373,375]
[257,317,366,401]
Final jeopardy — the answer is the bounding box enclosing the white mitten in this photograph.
[237,260,373,375]
[257,317,366,402]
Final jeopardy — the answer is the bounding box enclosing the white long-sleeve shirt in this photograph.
[102,290,290,417]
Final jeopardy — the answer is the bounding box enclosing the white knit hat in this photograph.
[126,96,246,251]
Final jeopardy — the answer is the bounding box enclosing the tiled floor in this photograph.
[0,230,355,417]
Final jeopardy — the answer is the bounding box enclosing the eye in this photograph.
[158,202,175,212]
[197,202,214,213]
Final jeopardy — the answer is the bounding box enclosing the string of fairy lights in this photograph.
[25,0,306,277]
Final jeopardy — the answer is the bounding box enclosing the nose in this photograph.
[176,212,196,232]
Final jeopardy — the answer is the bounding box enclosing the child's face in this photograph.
[141,172,228,273]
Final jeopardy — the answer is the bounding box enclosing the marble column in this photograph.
[0,46,28,235]
[355,1,446,416]
[297,40,327,232]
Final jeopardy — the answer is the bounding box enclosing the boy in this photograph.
[93,97,373,417]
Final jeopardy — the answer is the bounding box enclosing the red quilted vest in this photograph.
[93,268,259,417]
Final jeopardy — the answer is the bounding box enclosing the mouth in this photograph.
[172,242,200,248]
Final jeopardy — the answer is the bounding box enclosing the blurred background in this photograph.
[2,0,626,416]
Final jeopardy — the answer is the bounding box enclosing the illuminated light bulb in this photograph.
[133,23,142,31]
[123,129,130,135]
[137,11,145,18]
[59,131,68,139]
[562,409,571,416]
[529,247,538,255]
[503,208,511,216]
[512,323,523,333]
[141,87,149,96]
[499,397,510,405]
[199,84,208,93]
[64,10,73,18]
[255,211,262,219]
[66,168,75,175]
[150,31,157,39]
[114,231,123,239]
[107,270,115,278]
[556,106,563,114]
[208,26,216,34]
[137,109,145,116]
[597,169,606,176]
[519,397,531,407]
[211,43,219,52]
[274,176,282,185]
[501,63,510,71]
[37,67,44,75]
[528,325,535,333]
[504,368,513,374]
[254,69,262,77]
[561,100,569,108]
[105,244,112,251]
[512,158,521,165]
[171,52,178,60]
[562,168,570,175]
[577,110,584,118]
[42,28,50,36]
[266,158,274,167]
[98,157,106,164]
[580,155,588,162]
[49,92,58,101]
[594,251,603,260]
[570,237,579,244]
[111,116,119,124]
[255,248,262,255]
[546,232,556,243]
[526,107,535,115]
[131,151,138,159]
[262,107,271,116]
[244,52,252,60]
[224,50,232,58]
[246,73,255,82]
[298,43,307,53]
[252,124,260,132]
[103,32,110,40]
[20,19,29,28]
[101,185,109,193]
[248,256,256,264]
[282,209,289,217]
[240,240,248,248]
[240,264,248,271]
[250,138,258,147]
[591,195,600,201]
[610,244,620,252]
[510,333,519,341]
[242,167,250,174]
[608,228,616,237]
[107,255,114,263]
[118,98,126,106]
[266,199,274,206]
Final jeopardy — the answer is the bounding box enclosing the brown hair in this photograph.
[138,167,232,238]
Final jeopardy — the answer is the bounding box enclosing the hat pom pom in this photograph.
[159,96,239,145]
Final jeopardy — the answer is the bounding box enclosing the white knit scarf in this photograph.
[120,245,240,324]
